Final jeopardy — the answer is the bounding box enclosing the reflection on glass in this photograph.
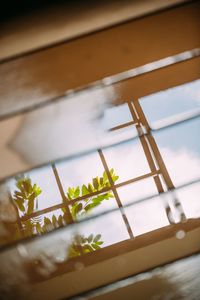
[1,77,200,299]
[153,118,200,187]
[125,196,169,236]
[103,125,137,147]
[140,79,200,125]
[75,210,130,247]
[176,181,200,218]
[117,177,158,205]
[55,152,105,192]
[103,140,151,183]
[102,103,133,130]
[68,192,118,220]
[8,166,62,211]
[0,86,113,179]
[0,158,122,255]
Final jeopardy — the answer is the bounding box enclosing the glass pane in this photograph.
[8,165,63,213]
[125,196,169,236]
[176,181,200,219]
[102,103,133,130]
[0,86,113,180]
[55,152,106,194]
[74,209,130,248]
[153,118,200,187]
[140,79,200,126]
[19,208,66,241]
[117,177,159,205]
[102,125,137,147]
[103,139,151,184]
[0,175,66,246]
[0,207,130,295]
[68,192,119,221]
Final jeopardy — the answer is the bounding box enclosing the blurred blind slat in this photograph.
[0,0,188,62]
[0,2,199,118]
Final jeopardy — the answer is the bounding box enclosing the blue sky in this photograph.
[5,79,200,244]
[140,79,200,154]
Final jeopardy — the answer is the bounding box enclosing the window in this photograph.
[0,3,199,298]
[1,79,200,252]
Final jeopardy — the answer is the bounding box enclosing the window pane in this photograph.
[55,152,106,194]
[176,181,200,219]
[68,192,119,221]
[102,103,133,130]
[103,139,151,183]
[76,210,130,247]
[103,125,137,146]
[8,165,63,213]
[140,79,200,126]
[117,177,159,205]
[124,196,169,236]
[152,118,200,187]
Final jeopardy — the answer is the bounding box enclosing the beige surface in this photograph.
[0,58,199,180]
[114,56,200,104]
[0,2,199,118]
[90,254,200,299]
[30,223,200,299]
[0,0,188,61]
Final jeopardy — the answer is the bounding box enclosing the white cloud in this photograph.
[9,143,198,245]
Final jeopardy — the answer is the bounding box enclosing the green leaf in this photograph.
[32,184,42,196]
[96,241,103,245]
[14,191,23,198]
[34,186,42,196]
[52,215,57,227]
[58,215,63,226]
[92,193,113,204]
[91,243,100,250]
[82,185,89,196]
[83,245,94,253]
[103,171,108,183]
[14,177,42,217]
[67,193,71,200]
[94,234,101,243]
[84,203,94,212]
[71,202,83,219]
[112,175,119,182]
[61,207,66,213]
[81,236,88,243]
[16,179,22,190]
[62,212,71,224]
[74,187,80,198]
[68,246,80,257]
[88,183,94,193]
[99,177,104,186]
[67,187,73,199]
[71,244,80,253]
[110,168,114,175]
[92,196,102,205]
[27,195,35,214]
[107,192,114,198]
[92,177,99,190]
[75,202,83,214]
[44,217,51,226]
[74,235,82,244]
[22,179,31,194]
[15,199,25,212]
[36,222,42,234]
[99,192,113,200]
[87,234,93,243]
[71,202,78,219]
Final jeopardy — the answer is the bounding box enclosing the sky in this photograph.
[4,79,200,247]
